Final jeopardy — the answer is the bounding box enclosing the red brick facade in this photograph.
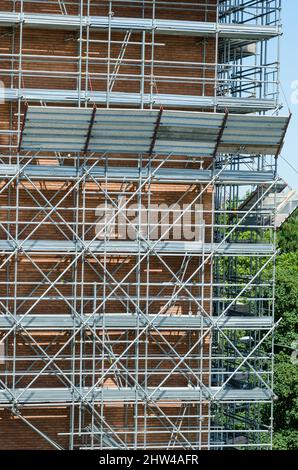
[0,1,216,449]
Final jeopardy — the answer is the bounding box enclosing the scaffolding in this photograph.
[0,0,290,450]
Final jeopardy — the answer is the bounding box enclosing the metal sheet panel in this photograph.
[20,106,288,157]
[22,106,92,152]
[90,109,156,154]
[219,114,288,154]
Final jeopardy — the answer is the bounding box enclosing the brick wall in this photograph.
[0,1,216,449]
[0,1,217,22]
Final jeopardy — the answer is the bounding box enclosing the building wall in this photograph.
[0,1,217,21]
[0,1,216,449]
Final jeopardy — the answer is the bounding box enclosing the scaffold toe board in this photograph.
[0,240,274,255]
[0,164,276,185]
[3,88,278,112]
[0,387,273,405]
[0,314,274,331]
[0,13,280,39]
[20,107,289,156]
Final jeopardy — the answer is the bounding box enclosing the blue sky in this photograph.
[279,0,298,188]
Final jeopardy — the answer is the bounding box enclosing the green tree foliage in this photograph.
[275,252,298,346]
[273,430,298,451]
[278,209,298,254]
[272,209,298,450]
